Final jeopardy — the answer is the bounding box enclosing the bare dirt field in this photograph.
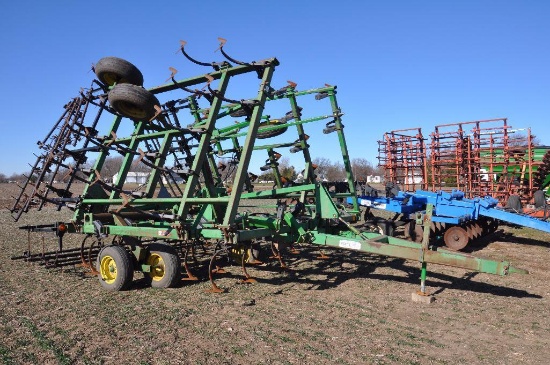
[1,183,550,364]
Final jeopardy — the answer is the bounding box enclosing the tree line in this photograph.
[1,156,383,184]
[255,157,384,183]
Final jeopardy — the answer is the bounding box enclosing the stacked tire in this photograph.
[95,57,160,121]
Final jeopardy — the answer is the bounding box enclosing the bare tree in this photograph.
[99,156,124,181]
[351,158,375,181]
[278,157,297,181]
[325,161,346,181]
[312,157,332,181]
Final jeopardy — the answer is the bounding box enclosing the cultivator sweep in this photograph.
[10,40,527,295]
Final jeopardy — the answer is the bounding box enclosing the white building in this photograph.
[162,172,186,184]
[112,172,149,184]
[366,175,382,183]
[406,176,423,184]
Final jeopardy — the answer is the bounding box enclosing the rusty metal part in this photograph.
[79,235,100,275]
[181,242,198,281]
[413,224,424,243]
[269,242,288,269]
[443,226,470,251]
[207,248,226,293]
[239,249,257,284]
[377,128,428,192]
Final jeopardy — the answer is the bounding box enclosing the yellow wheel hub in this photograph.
[230,246,249,262]
[117,101,147,119]
[102,72,128,86]
[147,253,165,281]
[100,255,117,284]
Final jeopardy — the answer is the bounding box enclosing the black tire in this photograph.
[534,190,546,208]
[229,108,250,117]
[97,245,134,291]
[505,194,522,211]
[108,84,160,121]
[143,243,181,289]
[402,222,412,239]
[256,120,288,139]
[376,221,395,236]
[95,57,144,86]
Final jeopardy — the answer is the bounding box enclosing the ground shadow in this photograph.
[35,243,541,298]
[190,246,541,299]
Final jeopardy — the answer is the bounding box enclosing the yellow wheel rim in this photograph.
[147,253,165,281]
[102,72,128,86]
[117,101,148,119]
[100,255,117,284]
[230,246,249,262]
[102,72,119,86]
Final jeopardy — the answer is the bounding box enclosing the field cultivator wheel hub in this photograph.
[147,253,166,282]
[100,255,118,284]
[97,246,133,291]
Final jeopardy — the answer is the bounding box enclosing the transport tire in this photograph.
[534,190,546,208]
[108,83,160,121]
[376,221,395,236]
[97,245,134,291]
[505,194,522,212]
[144,243,181,289]
[95,56,144,86]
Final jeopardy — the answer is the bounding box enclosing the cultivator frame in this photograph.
[10,40,526,295]
[429,118,539,204]
[377,119,547,207]
[377,128,428,191]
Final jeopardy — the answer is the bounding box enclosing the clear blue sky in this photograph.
[1,1,549,176]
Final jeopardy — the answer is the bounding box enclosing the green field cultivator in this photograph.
[10,40,527,295]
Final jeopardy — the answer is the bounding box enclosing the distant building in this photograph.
[406,176,423,184]
[162,171,186,184]
[112,172,149,184]
[367,175,382,183]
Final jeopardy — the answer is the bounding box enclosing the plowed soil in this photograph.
[1,183,549,365]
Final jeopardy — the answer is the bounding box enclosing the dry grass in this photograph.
[1,183,550,364]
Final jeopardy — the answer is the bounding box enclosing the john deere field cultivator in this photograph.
[10,40,527,294]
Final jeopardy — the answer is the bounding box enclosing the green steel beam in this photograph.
[311,232,527,276]
[149,58,280,94]
[177,72,231,220]
[327,89,359,214]
[221,62,277,228]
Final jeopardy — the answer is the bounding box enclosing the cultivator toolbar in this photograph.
[10,40,526,295]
